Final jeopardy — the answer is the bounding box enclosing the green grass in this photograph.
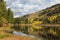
[0,34,9,38]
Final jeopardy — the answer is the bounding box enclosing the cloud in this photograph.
[5,0,60,17]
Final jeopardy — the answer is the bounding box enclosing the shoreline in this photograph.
[0,34,38,40]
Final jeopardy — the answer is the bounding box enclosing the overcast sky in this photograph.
[4,0,60,17]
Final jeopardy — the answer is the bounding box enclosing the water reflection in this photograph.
[13,31,44,40]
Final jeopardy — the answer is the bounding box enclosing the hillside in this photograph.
[20,4,60,22]
[14,4,60,40]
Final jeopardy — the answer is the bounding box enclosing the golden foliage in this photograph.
[32,21,43,29]
[32,21,43,24]
[48,15,57,21]
[48,29,57,36]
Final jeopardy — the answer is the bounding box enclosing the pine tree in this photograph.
[0,0,7,18]
[0,0,13,23]
[7,8,13,23]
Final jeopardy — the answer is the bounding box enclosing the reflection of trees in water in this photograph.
[38,27,60,40]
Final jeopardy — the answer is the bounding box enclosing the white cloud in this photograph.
[52,0,60,3]
[5,0,60,17]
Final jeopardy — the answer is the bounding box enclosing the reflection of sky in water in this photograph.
[13,31,36,38]
[13,31,46,40]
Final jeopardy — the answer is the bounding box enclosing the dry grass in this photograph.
[0,35,38,40]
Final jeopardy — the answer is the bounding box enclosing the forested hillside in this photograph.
[14,4,60,40]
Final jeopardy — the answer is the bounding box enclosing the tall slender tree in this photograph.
[7,8,13,23]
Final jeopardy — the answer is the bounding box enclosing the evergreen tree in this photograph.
[0,0,13,23]
[0,0,7,18]
[7,8,13,23]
